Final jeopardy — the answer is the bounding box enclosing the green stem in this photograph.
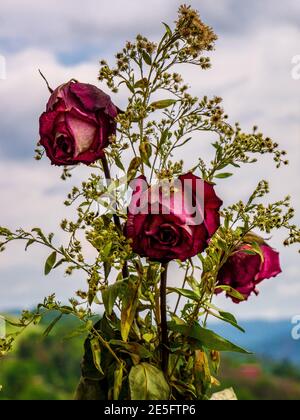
[174,262,190,315]
[160,262,169,374]
[101,155,129,279]
[3,234,91,275]
[91,328,122,365]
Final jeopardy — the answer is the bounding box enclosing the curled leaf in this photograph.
[150,99,177,109]
[44,251,57,275]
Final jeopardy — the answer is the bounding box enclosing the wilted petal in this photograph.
[256,244,282,283]
[66,111,97,157]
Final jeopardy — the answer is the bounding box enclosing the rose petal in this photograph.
[216,251,261,303]
[66,111,97,157]
[204,206,222,238]
[70,82,118,117]
[256,244,282,283]
[204,181,223,209]
[125,174,223,263]
[39,111,59,137]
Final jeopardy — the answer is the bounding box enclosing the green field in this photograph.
[1,314,300,400]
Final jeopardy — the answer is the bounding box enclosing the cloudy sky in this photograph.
[0,0,299,321]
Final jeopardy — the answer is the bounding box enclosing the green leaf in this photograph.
[102,281,125,316]
[42,313,63,337]
[79,201,90,208]
[110,340,152,359]
[127,157,142,181]
[173,136,192,149]
[134,78,148,89]
[215,285,245,302]
[230,162,241,168]
[121,277,141,342]
[194,350,211,397]
[104,261,112,282]
[214,172,233,179]
[125,81,135,94]
[162,22,172,37]
[129,363,170,400]
[102,242,113,259]
[240,249,257,255]
[170,313,186,326]
[219,311,237,325]
[159,129,170,147]
[168,321,251,354]
[0,227,12,237]
[212,142,221,151]
[219,311,245,333]
[25,239,35,251]
[115,155,125,171]
[142,50,152,65]
[146,264,159,284]
[139,141,152,167]
[90,337,104,375]
[114,363,124,400]
[251,241,265,262]
[32,227,47,243]
[44,251,57,275]
[244,232,265,245]
[167,287,200,301]
[150,99,177,110]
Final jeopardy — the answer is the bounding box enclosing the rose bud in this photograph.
[216,240,282,303]
[39,81,118,166]
[124,173,223,263]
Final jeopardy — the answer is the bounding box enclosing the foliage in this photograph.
[1,316,300,401]
[0,4,299,400]
[0,313,83,400]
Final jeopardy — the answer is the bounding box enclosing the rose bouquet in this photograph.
[0,5,299,401]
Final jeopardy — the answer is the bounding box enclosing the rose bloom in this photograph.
[125,173,223,262]
[39,81,118,165]
[216,242,282,303]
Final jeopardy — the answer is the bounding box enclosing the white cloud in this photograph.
[0,160,96,310]
[0,0,299,55]
[0,0,179,53]
[0,1,299,317]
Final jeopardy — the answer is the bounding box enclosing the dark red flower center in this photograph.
[55,135,73,157]
[158,224,179,246]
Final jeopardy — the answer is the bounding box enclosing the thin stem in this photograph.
[3,234,91,275]
[91,328,122,365]
[160,262,169,374]
[38,69,53,93]
[101,155,129,279]
[174,262,190,315]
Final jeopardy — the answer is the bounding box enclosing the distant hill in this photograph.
[210,320,300,365]
[1,313,300,400]
[5,311,300,364]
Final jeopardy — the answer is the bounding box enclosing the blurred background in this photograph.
[0,0,299,400]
